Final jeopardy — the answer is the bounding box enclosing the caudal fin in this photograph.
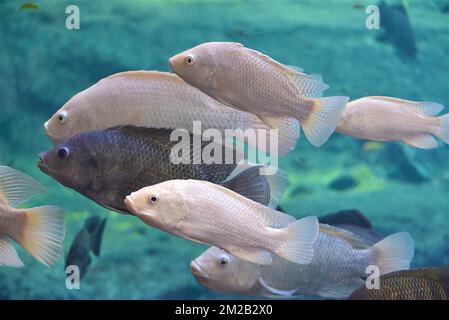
[435,113,449,145]
[91,218,107,257]
[275,216,319,264]
[301,96,349,147]
[13,206,65,267]
[256,116,301,156]
[372,232,414,275]
[222,164,288,208]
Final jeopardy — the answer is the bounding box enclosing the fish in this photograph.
[348,266,449,300]
[125,179,319,265]
[376,0,417,58]
[44,71,299,155]
[65,215,107,279]
[169,42,349,147]
[0,166,65,268]
[38,126,287,214]
[336,96,449,149]
[190,225,413,299]
[19,2,40,10]
[318,209,384,245]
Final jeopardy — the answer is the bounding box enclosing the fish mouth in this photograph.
[124,195,138,215]
[190,260,208,278]
[168,57,175,72]
[37,153,48,172]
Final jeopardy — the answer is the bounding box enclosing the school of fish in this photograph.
[1,41,447,300]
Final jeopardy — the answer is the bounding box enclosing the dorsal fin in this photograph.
[104,70,185,83]
[319,210,373,229]
[368,96,444,117]
[320,224,372,249]
[244,46,329,97]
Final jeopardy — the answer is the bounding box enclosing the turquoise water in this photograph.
[0,0,448,299]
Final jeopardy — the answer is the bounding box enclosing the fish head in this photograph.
[37,135,99,191]
[169,42,226,93]
[191,247,260,294]
[124,180,188,230]
[45,99,97,145]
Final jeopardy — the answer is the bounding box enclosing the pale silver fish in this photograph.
[169,42,349,147]
[337,96,449,149]
[0,166,65,268]
[44,71,299,155]
[124,179,319,265]
[191,227,414,299]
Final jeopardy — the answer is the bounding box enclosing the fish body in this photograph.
[38,126,285,214]
[44,71,299,155]
[65,215,107,279]
[349,267,449,300]
[0,166,65,268]
[169,42,348,146]
[125,179,319,265]
[191,226,413,299]
[337,96,449,149]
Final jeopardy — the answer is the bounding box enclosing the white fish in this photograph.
[169,42,349,147]
[44,71,299,155]
[124,179,319,265]
[337,96,449,149]
[191,227,414,299]
[0,166,65,268]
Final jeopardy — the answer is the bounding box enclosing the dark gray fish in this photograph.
[319,209,384,245]
[349,266,449,300]
[65,215,107,279]
[377,0,417,58]
[38,126,283,214]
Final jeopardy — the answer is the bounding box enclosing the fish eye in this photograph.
[57,112,67,124]
[57,147,69,160]
[148,194,158,204]
[184,55,194,65]
[217,256,229,266]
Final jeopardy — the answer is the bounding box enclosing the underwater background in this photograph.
[0,0,448,299]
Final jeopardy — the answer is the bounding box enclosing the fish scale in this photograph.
[38,126,249,214]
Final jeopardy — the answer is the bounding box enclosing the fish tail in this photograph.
[300,96,349,147]
[435,112,449,145]
[90,217,107,257]
[371,232,414,275]
[0,235,24,267]
[222,164,288,208]
[275,216,319,264]
[12,206,65,267]
[255,115,301,155]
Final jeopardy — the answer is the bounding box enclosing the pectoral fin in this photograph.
[258,277,300,297]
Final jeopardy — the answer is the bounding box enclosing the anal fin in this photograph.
[318,278,365,299]
[403,134,438,149]
[0,235,24,268]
